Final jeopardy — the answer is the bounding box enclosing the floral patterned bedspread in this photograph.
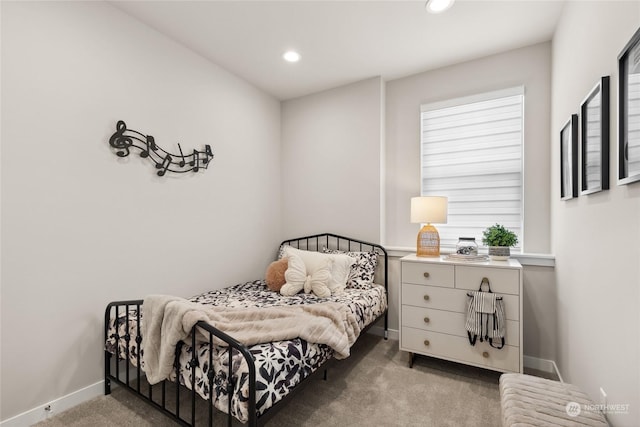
[105,279,387,423]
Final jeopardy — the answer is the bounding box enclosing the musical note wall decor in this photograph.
[108,120,214,176]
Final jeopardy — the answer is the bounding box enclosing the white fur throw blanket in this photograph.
[141,295,361,384]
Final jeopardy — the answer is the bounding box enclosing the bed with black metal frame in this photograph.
[104,233,388,426]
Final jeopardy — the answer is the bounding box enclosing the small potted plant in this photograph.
[482,224,518,260]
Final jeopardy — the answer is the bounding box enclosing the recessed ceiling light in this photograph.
[283,51,301,63]
[425,0,454,14]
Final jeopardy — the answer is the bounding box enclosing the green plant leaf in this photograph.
[481,223,518,247]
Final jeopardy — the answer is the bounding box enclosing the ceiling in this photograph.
[112,0,566,100]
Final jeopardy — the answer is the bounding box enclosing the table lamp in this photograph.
[411,196,448,257]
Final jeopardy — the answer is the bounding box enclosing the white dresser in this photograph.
[399,254,523,373]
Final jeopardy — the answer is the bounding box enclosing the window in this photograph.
[420,87,524,251]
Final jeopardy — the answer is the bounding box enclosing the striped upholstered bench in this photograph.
[499,373,609,426]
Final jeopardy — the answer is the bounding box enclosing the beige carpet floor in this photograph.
[34,334,504,426]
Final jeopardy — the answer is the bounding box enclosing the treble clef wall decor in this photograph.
[108,120,214,176]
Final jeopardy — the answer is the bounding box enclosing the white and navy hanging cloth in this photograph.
[465,278,506,349]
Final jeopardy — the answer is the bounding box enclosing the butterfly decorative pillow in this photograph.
[279,246,355,296]
[280,253,332,297]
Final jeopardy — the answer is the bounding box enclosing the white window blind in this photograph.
[420,87,524,251]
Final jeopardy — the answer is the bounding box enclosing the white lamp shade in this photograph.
[411,196,448,224]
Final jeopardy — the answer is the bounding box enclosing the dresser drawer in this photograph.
[402,283,520,321]
[455,265,520,295]
[401,262,454,288]
[401,283,461,311]
[401,327,520,372]
[402,305,466,336]
[401,305,520,345]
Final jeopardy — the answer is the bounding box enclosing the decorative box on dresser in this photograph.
[399,254,523,373]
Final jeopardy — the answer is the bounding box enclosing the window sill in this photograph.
[384,246,555,267]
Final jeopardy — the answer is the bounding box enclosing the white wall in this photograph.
[281,77,384,243]
[551,2,640,425]
[521,265,557,362]
[0,1,281,421]
[385,42,552,254]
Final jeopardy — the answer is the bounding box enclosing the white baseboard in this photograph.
[0,380,104,427]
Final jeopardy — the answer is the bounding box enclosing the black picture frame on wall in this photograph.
[561,114,578,200]
[580,76,610,195]
[618,26,640,185]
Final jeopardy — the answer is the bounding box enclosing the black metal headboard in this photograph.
[280,232,388,338]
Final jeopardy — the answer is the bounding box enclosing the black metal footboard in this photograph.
[105,300,257,426]
[104,233,388,426]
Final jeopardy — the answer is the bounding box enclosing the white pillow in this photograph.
[322,248,378,289]
[282,246,355,295]
[280,253,331,297]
